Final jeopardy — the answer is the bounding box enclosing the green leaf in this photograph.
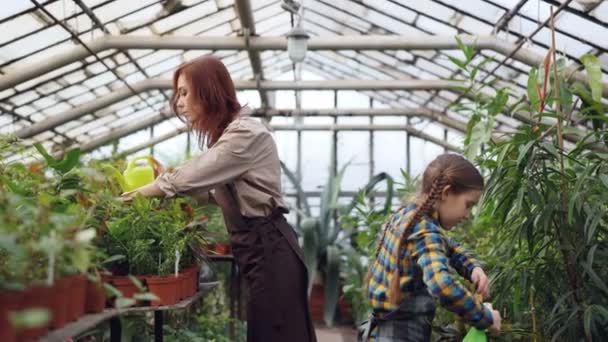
[53,148,81,174]
[517,141,535,166]
[133,292,160,301]
[128,275,146,291]
[580,54,603,102]
[527,67,540,109]
[448,56,467,71]
[279,161,311,217]
[115,297,137,308]
[559,81,573,113]
[456,36,474,62]
[103,283,123,298]
[540,142,559,158]
[599,174,608,189]
[470,58,490,81]
[301,218,319,289]
[34,142,57,165]
[323,245,341,327]
[487,89,509,116]
[581,262,608,296]
[9,308,50,329]
[103,254,126,264]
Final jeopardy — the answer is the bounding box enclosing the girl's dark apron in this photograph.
[214,184,317,342]
[359,291,435,342]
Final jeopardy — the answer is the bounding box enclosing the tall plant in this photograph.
[451,23,608,341]
[280,145,394,326]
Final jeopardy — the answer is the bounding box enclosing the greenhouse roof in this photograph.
[0,0,607,157]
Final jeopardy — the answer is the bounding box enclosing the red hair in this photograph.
[171,56,242,148]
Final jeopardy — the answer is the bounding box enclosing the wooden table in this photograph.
[39,282,218,342]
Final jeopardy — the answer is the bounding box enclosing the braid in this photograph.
[364,214,396,291]
[387,174,449,305]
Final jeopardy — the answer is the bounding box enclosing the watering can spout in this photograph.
[102,164,128,192]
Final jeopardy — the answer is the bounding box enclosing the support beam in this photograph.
[79,111,173,153]
[13,79,465,139]
[89,122,459,158]
[109,126,188,159]
[1,35,605,97]
[234,0,270,107]
[250,107,468,132]
[269,124,460,152]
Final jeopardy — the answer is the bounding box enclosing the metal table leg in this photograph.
[229,259,237,340]
[154,310,163,342]
[236,263,242,320]
[110,316,121,342]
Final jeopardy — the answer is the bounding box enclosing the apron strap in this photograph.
[213,183,249,233]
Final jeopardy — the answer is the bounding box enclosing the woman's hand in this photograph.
[119,190,138,203]
[471,267,490,299]
[119,183,165,202]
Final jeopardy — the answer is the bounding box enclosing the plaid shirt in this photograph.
[367,202,494,329]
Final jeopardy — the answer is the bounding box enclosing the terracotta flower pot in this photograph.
[50,277,70,329]
[184,264,200,296]
[338,296,354,324]
[107,275,141,307]
[0,289,23,342]
[213,242,231,255]
[66,275,87,322]
[85,278,107,313]
[177,272,188,301]
[145,275,180,307]
[18,285,52,341]
[308,283,325,323]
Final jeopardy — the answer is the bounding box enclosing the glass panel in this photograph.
[172,7,235,35]
[0,2,34,21]
[338,131,369,191]
[300,131,332,191]
[437,0,505,22]
[590,1,608,22]
[153,1,218,33]
[409,137,445,177]
[373,131,406,180]
[300,90,335,109]
[94,0,158,23]
[1,26,70,62]
[0,14,43,46]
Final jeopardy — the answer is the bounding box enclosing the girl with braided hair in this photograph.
[362,154,501,341]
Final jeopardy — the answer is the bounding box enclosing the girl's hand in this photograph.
[471,267,490,299]
[488,309,502,335]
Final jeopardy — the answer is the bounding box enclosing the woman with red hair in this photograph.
[123,56,317,342]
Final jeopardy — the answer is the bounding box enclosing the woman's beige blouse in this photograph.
[154,115,287,217]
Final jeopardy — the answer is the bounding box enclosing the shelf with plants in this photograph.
[0,140,217,341]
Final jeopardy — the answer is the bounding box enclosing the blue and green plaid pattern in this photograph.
[367,202,494,329]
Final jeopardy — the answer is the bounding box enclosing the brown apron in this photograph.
[214,184,317,342]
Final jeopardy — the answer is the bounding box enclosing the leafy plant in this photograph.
[450,28,608,341]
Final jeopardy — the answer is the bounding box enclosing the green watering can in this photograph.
[463,327,487,342]
[103,156,161,192]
